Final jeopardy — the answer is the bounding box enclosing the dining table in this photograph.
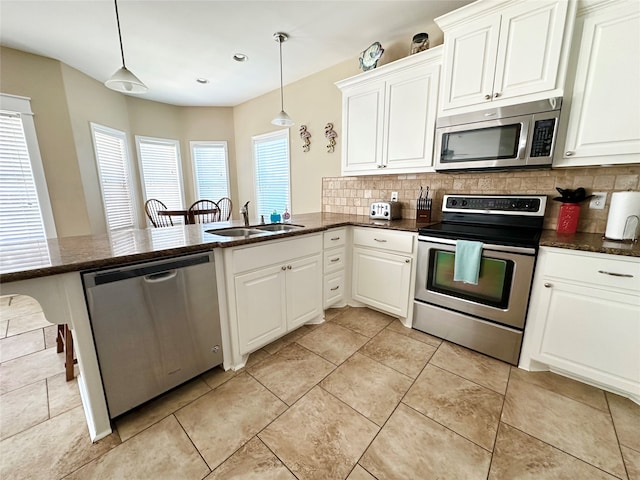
[158,208,218,225]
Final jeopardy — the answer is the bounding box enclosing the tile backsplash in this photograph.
[322,165,640,233]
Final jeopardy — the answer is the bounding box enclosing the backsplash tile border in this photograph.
[322,166,640,233]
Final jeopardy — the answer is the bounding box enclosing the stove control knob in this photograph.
[450,199,458,206]
[371,210,376,216]
[461,200,468,207]
[384,211,389,217]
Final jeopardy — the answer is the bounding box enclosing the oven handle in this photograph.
[417,235,536,255]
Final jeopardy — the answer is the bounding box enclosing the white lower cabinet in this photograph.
[323,228,348,309]
[351,228,415,319]
[521,247,640,402]
[226,234,323,363]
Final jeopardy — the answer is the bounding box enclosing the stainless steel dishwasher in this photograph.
[82,251,223,418]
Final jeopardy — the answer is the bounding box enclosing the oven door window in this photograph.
[427,250,514,309]
[440,123,521,163]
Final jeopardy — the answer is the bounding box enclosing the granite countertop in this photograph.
[539,230,640,258]
[0,213,424,283]
[2,212,637,283]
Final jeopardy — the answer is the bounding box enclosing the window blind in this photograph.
[136,137,184,218]
[91,124,136,231]
[0,111,50,272]
[191,141,229,201]
[253,130,290,218]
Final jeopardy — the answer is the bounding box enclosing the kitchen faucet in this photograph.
[240,201,250,227]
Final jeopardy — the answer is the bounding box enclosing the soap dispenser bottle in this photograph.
[270,209,281,223]
[282,207,290,222]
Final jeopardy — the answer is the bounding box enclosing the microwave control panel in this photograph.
[530,119,556,157]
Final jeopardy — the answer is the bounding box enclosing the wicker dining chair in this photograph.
[145,199,173,228]
[216,197,233,221]
[188,199,219,224]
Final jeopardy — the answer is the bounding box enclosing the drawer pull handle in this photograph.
[330,286,340,291]
[330,257,340,263]
[544,282,552,288]
[598,270,633,278]
[374,238,387,242]
[331,237,341,241]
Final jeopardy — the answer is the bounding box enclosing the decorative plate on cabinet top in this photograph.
[359,42,384,71]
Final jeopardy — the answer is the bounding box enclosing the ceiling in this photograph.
[0,1,472,107]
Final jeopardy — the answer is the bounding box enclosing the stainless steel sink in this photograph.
[205,227,267,238]
[254,224,304,233]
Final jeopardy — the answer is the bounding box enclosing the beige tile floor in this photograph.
[0,296,639,479]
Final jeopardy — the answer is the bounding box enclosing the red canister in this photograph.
[557,203,580,233]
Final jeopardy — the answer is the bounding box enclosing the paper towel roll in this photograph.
[605,191,640,240]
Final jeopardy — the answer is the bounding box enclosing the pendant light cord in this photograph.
[113,0,127,68]
[278,34,284,111]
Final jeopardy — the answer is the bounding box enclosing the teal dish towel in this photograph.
[453,240,483,285]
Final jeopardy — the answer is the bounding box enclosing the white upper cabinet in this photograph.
[437,0,574,114]
[554,0,640,167]
[336,48,441,176]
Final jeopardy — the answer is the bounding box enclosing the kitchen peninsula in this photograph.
[2,212,638,441]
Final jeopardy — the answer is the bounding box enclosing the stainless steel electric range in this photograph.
[413,194,547,365]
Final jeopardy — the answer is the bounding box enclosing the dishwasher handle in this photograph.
[144,270,178,283]
[84,253,211,287]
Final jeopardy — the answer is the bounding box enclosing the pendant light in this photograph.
[104,0,148,94]
[271,32,293,127]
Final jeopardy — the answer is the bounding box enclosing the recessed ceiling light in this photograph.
[196,78,209,84]
[233,53,248,62]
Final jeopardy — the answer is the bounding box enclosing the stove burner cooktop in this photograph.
[418,194,547,248]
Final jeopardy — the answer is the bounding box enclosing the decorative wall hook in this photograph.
[325,123,337,153]
[299,125,311,152]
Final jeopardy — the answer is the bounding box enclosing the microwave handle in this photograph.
[516,119,531,160]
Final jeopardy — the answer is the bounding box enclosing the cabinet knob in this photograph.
[281,266,286,271]
[377,165,383,168]
[544,282,552,288]
[494,92,500,98]
[405,259,410,263]
[484,94,491,100]
[287,265,292,270]
[565,151,575,156]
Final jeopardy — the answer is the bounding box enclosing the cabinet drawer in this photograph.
[543,248,640,293]
[324,247,346,273]
[323,228,347,248]
[232,234,322,273]
[353,227,414,254]
[324,271,345,308]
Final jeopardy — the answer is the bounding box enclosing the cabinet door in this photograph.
[342,82,385,172]
[384,63,440,170]
[440,14,501,111]
[535,280,640,395]
[352,247,412,317]
[235,265,287,355]
[493,0,568,101]
[560,1,640,164]
[286,254,322,330]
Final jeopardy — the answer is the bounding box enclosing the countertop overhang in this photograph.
[1,212,638,283]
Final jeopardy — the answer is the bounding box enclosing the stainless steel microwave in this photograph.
[434,97,562,171]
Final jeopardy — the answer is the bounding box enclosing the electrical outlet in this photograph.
[589,192,607,209]
[391,191,398,202]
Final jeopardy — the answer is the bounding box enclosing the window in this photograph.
[252,130,290,218]
[91,123,137,231]
[191,141,230,201]
[136,136,184,218]
[0,94,56,272]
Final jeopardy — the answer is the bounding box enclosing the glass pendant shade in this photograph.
[105,66,148,93]
[271,110,294,127]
